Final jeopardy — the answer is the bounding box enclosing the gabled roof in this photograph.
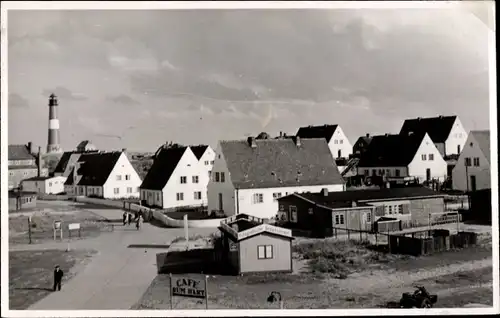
[8,145,35,160]
[283,186,443,208]
[399,115,457,143]
[74,152,122,186]
[190,145,209,160]
[53,152,74,174]
[358,133,426,167]
[296,124,339,143]
[23,176,52,182]
[470,130,490,163]
[355,135,373,147]
[219,138,345,189]
[140,146,188,190]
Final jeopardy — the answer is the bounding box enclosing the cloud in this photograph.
[42,86,88,101]
[106,94,140,106]
[9,93,30,108]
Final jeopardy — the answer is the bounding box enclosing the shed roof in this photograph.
[296,124,339,142]
[358,133,426,167]
[399,115,457,143]
[140,146,188,190]
[219,138,345,189]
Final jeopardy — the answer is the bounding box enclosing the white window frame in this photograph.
[220,172,225,183]
[252,193,264,204]
[116,175,122,181]
[192,175,199,183]
[289,205,298,223]
[428,154,434,161]
[176,192,184,201]
[272,192,282,201]
[180,176,187,184]
[421,154,427,161]
[114,187,119,194]
[125,174,131,181]
[473,157,480,167]
[257,245,273,259]
[194,191,202,200]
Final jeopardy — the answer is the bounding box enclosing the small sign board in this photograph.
[229,241,238,252]
[53,221,62,230]
[170,275,207,299]
[68,223,80,231]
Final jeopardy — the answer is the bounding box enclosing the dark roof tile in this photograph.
[296,124,338,142]
[219,138,345,189]
[140,147,188,190]
[8,145,35,160]
[399,116,457,143]
[75,152,122,186]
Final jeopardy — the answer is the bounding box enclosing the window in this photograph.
[272,192,282,201]
[211,160,215,165]
[339,139,343,144]
[257,245,273,259]
[429,154,434,161]
[388,206,393,214]
[127,187,133,194]
[23,171,28,176]
[395,169,400,177]
[204,160,209,165]
[208,171,212,178]
[334,214,345,225]
[215,172,220,182]
[279,205,284,211]
[252,193,264,204]
[116,175,122,181]
[125,174,131,181]
[366,212,371,223]
[364,169,369,176]
[421,154,427,161]
[194,191,202,200]
[289,206,298,223]
[114,188,119,194]
[473,157,480,167]
[372,169,377,176]
[386,169,391,176]
[334,140,338,144]
[156,192,160,200]
[220,172,225,183]
[49,182,53,187]
[308,208,314,215]
[176,193,184,201]
[180,176,187,184]
[465,157,472,167]
[192,176,199,183]
[394,205,401,214]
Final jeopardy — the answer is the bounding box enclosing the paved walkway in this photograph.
[15,205,217,310]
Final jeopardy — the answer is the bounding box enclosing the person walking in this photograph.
[122,211,127,226]
[53,265,64,291]
[136,215,143,230]
[127,212,132,226]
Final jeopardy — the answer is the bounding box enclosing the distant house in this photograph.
[216,214,294,275]
[190,145,216,178]
[452,130,491,192]
[8,143,40,190]
[276,186,445,236]
[357,132,448,183]
[139,146,209,209]
[296,124,352,159]
[8,190,38,211]
[53,149,99,178]
[22,176,66,194]
[352,133,373,157]
[207,137,346,219]
[399,115,467,158]
[64,151,142,199]
[76,140,97,152]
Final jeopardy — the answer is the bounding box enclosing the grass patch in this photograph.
[170,234,209,244]
[9,249,97,309]
[293,239,413,277]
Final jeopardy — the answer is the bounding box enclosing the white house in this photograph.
[296,124,353,159]
[207,137,346,219]
[64,151,142,199]
[399,115,468,158]
[139,146,210,209]
[190,145,216,179]
[22,176,67,194]
[357,132,448,183]
[452,130,491,192]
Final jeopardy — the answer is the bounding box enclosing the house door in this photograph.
[218,193,223,211]
[470,175,477,192]
[457,145,461,154]
[426,168,431,182]
[338,150,342,158]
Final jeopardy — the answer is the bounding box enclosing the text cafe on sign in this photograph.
[169,274,209,309]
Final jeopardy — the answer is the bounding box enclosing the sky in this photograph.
[7,3,494,152]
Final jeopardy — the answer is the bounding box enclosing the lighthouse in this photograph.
[47,94,63,154]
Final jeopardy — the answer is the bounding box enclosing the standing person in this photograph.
[122,211,127,226]
[127,212,132,226]
[136,215,143,230]
[134,211,139,221]
[53,265,64,291]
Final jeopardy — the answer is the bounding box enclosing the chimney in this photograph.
[247,137,257,148]
[321,188,328,197]
[417,117,422,121]
[37,146,42,177]
[366,133,370,138]
[27,142,33,154]
[439,115,443,119]
[385,133,389,137]
[352,201,357,208]
[122,148,127,153]
[295,136,301,147]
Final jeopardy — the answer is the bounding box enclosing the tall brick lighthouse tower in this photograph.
[47,93,63,153]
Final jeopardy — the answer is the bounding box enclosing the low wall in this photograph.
[389,230,477,256]
[37,194,71,201]
[151,210,224,228]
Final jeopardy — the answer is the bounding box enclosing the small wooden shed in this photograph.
[217,214,294,275]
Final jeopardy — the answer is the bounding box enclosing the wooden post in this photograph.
[28,217,32,244]
[359,213,362,242]
[169,273,173,310]
[205,275,209,310]
[184,214,189,249]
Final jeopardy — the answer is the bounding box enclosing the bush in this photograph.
[170,234,207,244]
